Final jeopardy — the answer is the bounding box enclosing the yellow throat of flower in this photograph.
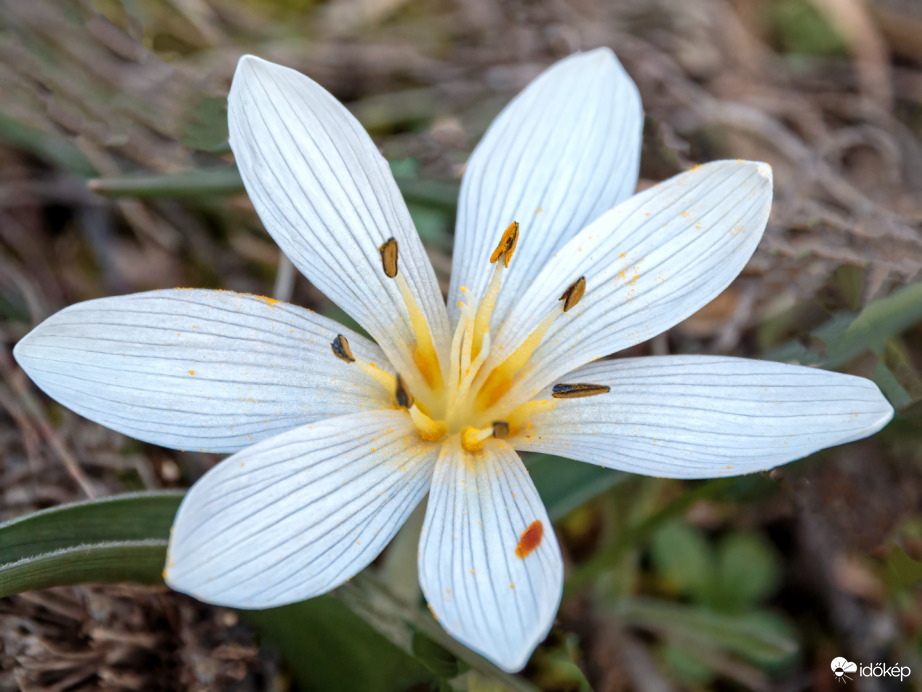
[332,224,609,452]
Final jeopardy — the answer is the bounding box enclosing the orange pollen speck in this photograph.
[515,520,544,558]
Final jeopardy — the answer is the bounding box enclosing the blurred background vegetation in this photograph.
[1,0,921,690]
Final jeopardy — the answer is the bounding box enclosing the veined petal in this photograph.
[419,438,563,672]
[449,48,642,330]
[12,290,392,453]
[491,160,773,399]
[514,356,893,478]
[166,410,437,608]
[228,55,450,377]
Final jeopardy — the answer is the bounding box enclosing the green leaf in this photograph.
[713,533,780,610]
[0,490,182,564]
[565,479,735,597]
[650,522,714,600]
[245,598,438,692]
[615,598,798,666]
[412,630,466,679]
[0,112,97,177]
[180,95,230,153]
[766,280,922,368]
[0,541,168,597]
[884,546,922,589]
[0,491,183,597]
[527,454,626,522]
[660,642,717,687]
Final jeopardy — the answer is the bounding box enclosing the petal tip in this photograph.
[236,53,267,73]
[755,161,773,182]
[11,335,27,367]
[581,45,616,64]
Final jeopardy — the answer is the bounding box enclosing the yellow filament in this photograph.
[506,399,556,435]
[353,360,397,394]
[459,315,474,386]
[474,304,563,412]
[409,404,448,442]
[396,273,444,392]
[447,303,471,397]
[455,331,490,405]
[471,261,503,362]
[461,425,493,452]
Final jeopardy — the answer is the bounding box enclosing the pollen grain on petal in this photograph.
[552,383,611,399]
[515,520,544,558]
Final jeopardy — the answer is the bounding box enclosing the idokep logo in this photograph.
[831,657,911,684]
[831,658,857,683]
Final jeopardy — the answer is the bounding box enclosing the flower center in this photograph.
[332,225,609,450]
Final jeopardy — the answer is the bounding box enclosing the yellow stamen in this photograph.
[471,222,520,360]
[409,404,448,441]
[455,331,490,405]
[474,303,563,411]
[395,375,414,409]
[471,260,503,361]
[461,425,493,452]
[551,383,611,399]
[331,334,355,363]
[489,222,519,268]
[395,273,444,391]
[379,238,398,278]
[376,237,444,400]
[330,336,396,393]
[559,276,586,313]
[506,398,556,433]
[356,361,396,393]
[447,302,471,397]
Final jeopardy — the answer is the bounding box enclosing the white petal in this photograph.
[418,438,563,672]
[491,160,773,399]
[449,48,642,329]
[166,410,437,608]
[514,356,893,478]
[13,290,392,453]
[228,55,450,377]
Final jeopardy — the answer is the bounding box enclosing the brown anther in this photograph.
[331,334,355,363]
[492,421,510,439]
[559,276,586,312]
[395,375,414,408]
[489,222,520,268]
[551,383,611,399]
[379,237,398,278]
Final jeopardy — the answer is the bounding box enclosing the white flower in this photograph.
[13,48,893,672]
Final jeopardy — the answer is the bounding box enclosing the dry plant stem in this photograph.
[2,353,96,498]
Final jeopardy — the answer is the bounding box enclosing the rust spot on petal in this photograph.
[515,520,544,558]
